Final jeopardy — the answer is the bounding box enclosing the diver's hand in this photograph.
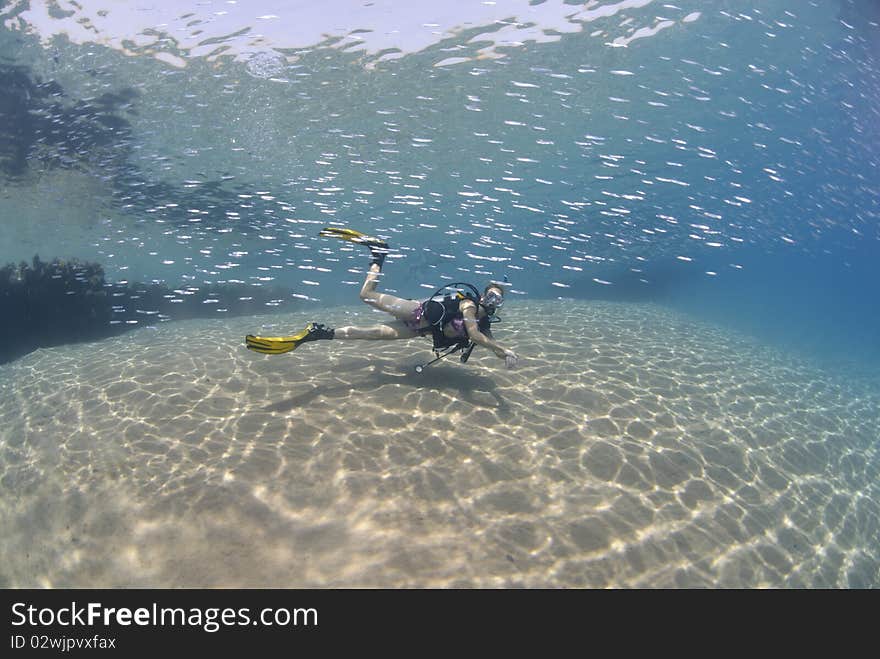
[493,347,517,367]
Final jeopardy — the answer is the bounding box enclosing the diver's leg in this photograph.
[334,321,418,340]
[247,319,417,354]
[359,261,421,321]
[359,261,383,302]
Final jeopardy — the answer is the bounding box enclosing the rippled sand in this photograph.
[1,300,878,588]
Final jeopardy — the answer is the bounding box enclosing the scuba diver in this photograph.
[245,227,518,371]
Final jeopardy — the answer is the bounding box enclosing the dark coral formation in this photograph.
[0,255,297,364]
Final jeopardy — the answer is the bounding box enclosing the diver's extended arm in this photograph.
[461,302,517,367]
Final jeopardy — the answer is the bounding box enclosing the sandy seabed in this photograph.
[1,300,878,588]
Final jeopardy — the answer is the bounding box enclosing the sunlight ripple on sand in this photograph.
[0,301,877,587]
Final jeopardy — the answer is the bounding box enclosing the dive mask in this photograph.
[482,290,504,310]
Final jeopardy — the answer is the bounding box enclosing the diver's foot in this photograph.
[369,245,387,269]
[357,237,389,268]
[300,322,335,344]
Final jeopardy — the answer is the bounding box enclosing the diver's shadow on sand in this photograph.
[263,360,509,414]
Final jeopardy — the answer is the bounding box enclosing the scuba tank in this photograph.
[421,282,488,351]
[413,282,500,373]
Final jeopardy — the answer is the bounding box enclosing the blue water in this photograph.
[2,0,876,378]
